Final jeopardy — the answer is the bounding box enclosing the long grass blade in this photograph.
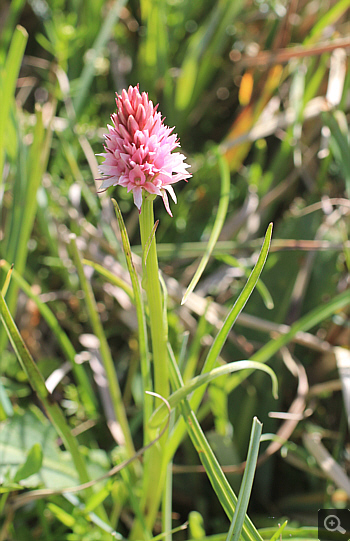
[70,234,135,457]
[226,417,262,541]
[166,223,273,465]
[182,153,230,305]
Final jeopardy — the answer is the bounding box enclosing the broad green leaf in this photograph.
[0,411,80,488]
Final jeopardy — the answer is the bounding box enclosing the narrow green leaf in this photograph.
[70,233,135,458]
[1,263,14,297]
[201,223,273,376]
[14,443,43,483]
[268,521,288,541]
[305,0,350,45]
[226,418,262,541]
[84,485,110,514]
[182,153,230,305]
[216,254,274,310]
[47,502,76,528]
[166,224,273,474]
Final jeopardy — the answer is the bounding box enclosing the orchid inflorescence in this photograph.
[98,85,191,216]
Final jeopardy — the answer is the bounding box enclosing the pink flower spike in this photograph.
[98,85,191,215]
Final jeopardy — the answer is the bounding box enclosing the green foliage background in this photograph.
[0,0,349,539]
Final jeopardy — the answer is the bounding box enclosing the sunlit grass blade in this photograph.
[305,0,350,45]
[182,153,230,305]
[200,223,273,374]
[166,344,263,541]
[259,526,318,540]
[69,234,135,458]
[267,521,288,541]
[1,263,13,297]
[0,259,97,416]
[112,199,152,430]
[226,417,262,541]
[0,25,28,185]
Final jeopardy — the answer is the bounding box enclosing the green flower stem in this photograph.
[69,235,135,459]
[130,196,169,537]
[139,197,169,400]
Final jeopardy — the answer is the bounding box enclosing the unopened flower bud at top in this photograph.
[98,85,191,216]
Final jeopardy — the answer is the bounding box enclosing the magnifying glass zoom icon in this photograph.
[324,515,346,534]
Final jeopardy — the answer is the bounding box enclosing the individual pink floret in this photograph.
[98,85,191,216]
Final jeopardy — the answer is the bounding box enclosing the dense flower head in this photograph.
[98,85,191,216]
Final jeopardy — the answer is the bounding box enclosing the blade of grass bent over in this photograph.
[201,223,273,377]
[151,361,277,427]
[182,153,230,305]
